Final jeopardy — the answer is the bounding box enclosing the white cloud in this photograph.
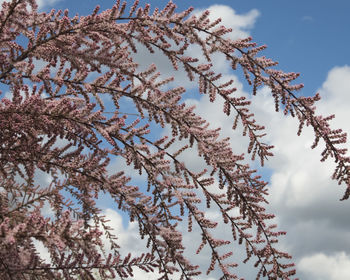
[98,209,180,280]
[192,5,260,40]
[317,65,350,121]
[162,62,350,279]
[0,0,61,10]
[263,65,350,206]
[129,5,259,92]
[298,252,350,280]
[175,73,251,166]
[32,238,52,263]
[99,207,257,279]
[99,208,144,255]
[36,0,61,9]
[249,66,350,279]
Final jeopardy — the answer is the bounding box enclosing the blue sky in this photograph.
[3,0,350,279]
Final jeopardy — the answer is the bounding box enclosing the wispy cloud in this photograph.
[302,15,314,22]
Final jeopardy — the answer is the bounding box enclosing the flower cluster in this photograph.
[0,0,348,279]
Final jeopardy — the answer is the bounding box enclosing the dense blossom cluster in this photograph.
[0,0,349,279]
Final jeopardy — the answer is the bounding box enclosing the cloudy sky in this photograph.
[3,0,350,279]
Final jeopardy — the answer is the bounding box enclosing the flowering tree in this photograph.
[1,0,349,279]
